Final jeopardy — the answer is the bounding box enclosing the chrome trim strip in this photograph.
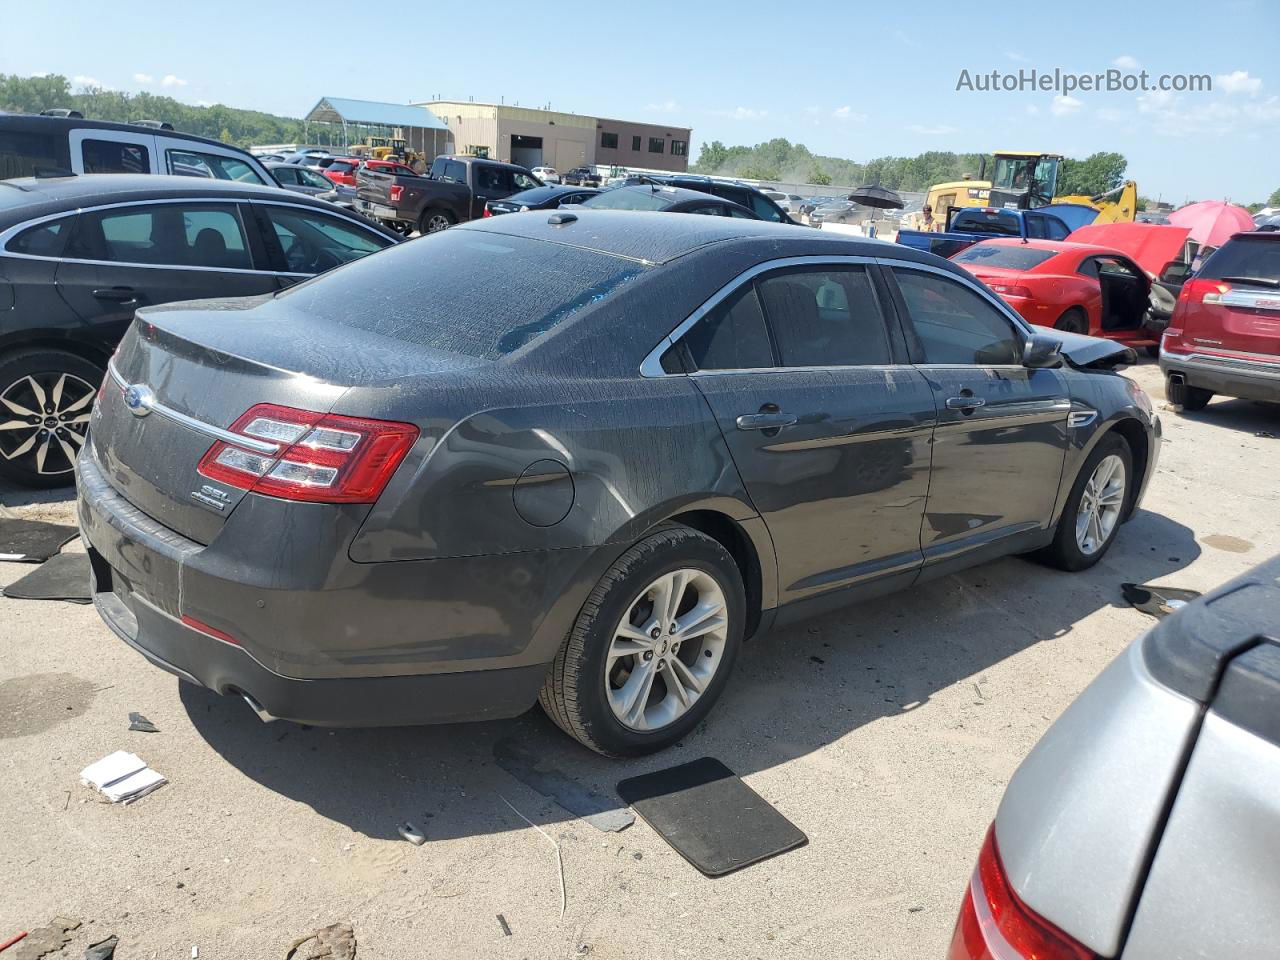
[0,195,386,272]
[107,364,280,455]
[1179,353,1280,378]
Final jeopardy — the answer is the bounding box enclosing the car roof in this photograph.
[458,208,947,268]
[0,112,256,157]
[0,174,347,227]
[598,184,742,206]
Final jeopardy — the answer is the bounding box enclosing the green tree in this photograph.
[1056,152,1127,197]
[810,167,831,186]
[1268,187,1280,207]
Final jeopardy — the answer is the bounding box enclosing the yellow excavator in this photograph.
[349,135,428,171]
[921,151,1137,227]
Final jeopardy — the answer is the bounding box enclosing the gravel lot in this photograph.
[2,359,1276,960]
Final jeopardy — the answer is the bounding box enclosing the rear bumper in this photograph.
[1160,349,1280,403]
[75,449,604,727]
[355,199,409,223]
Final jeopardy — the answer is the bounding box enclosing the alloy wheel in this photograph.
[426,214,451,233]
[605,568,729,732]
[0,372,95,477]
[1075,454,1126,555]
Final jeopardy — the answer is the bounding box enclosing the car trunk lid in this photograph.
[1178,234,1280,358]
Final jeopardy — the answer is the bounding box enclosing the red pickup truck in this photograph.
[324,158,417,188]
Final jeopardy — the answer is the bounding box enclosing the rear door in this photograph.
[55,200,277,342]
[884,263,1070,570]
[69,129,157,174]
[680,259,936,606]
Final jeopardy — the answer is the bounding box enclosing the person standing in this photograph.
[920,205,939,232]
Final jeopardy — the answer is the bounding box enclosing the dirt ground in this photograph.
[2,358,1277,960]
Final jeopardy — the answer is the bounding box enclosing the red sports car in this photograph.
[952,238,1159,348]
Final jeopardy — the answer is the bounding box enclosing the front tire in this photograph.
[0,350,102,488]
[1037,434,1133,571]
[539,526,745,757]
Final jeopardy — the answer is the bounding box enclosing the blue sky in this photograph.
[2,0,1276,201]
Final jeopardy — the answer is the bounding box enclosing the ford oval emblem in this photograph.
[124,384,156,417]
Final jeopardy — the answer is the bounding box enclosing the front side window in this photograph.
[68,203,252,270]
[682,284,773,371]
[264,206,391,273]
[82,139,150,174]
[671,140,687,157]
[167,149,265,184]
[1025,215,1047,239]
[601,132,619,149]
[6,217,73,257]
[894,269,1022,365]
[648,137,665,154]
[296,168,331,190]
[758,266,892,367]
[513,171,540,190]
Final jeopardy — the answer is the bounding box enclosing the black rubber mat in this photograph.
[0,518,79,563]
[617,757,807,876]
[2,552,91,603]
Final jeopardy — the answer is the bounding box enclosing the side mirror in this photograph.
[1159,261,1191,284]
[1022,334,1064,368]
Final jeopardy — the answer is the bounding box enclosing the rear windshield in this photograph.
[276,230,645,359]
[953,244,1057,270]
[952,210,1022,236]
[1198,236,1280,283]
[582,188,674,211]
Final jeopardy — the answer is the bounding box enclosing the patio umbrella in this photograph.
[1168,200,1255,248]
[847,185,904,210]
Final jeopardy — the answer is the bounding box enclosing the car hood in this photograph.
[1031,324,1136,369]
[1067,223,1191,278]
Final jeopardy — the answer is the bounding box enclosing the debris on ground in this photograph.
[493,735,634,833]
[9,917,78,960]
[80,751,167,804]
[82,936,117,960]
[1256,431,1275,439]
[285,922,356,960]
[500,794,567,919]
[496,915,512,937]
[0,932,28,954]
[0,519,78,563]
[0,554,91,603]
[396,822,426,846]
[127,712,159,734]
[1120,582,1203,619]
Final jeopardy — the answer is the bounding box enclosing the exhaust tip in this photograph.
[236,690,278,724]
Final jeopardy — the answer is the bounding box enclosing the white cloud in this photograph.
[1138,92,1280,138]
[1051,94,1083,116]
[908,123,958,135]
[643,99,680,113]
[161,74,187,88]
[831,105,866,121]
[133,72,154,84]
[1216,70,1261,95]
[1138,88,1177,113]
[1112,54,1140,69]
[713,106,766,120]
[72,74,100,88]
[1005,51,1028,62]
[1097,107,1125,123]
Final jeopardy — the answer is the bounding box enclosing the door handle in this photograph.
[945,395,987,411]
[736,412,799,431]
[92,287,137,303]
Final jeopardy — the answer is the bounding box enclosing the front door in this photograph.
[55,201,278,342]
[679,261,937,606]
[886,265,1070,569]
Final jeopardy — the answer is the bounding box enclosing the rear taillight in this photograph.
[482,204,492,217]
[197,403,418,504]
[389,184,404,203]
[987,283,1032,299]
[1180,277,1231,305]
[181,614,239,646]
[948,825,1095,960]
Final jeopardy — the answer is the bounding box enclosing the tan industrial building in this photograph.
[415,100,691,174]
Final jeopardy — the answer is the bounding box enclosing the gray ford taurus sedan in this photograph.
[78,210,1160,756]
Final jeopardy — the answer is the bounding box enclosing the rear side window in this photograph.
[68,203,253,270]
[167,149,265,184]
[894,269,1022,365]
[749,193,785,222]
[1198,237,1280,283]
[682,284,773,370]
[5,217,73,257]
[83,139,150,174]
[953,245,1058,270]
[272,167,299,185]
[758,266,891,367]
[1044,216,1070,241]
[276,231,646,360]
[0,129,70,179]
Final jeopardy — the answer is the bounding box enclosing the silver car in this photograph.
[948,555,1280,958]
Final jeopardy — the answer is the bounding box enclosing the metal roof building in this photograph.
[302,97,452,158]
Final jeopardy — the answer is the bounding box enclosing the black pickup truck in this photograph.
[356,155,543,234]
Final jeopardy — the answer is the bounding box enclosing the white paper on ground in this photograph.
[111,768,168,804]
[0,553,25,561]
[81,751,146,789]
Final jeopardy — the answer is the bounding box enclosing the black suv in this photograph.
[0,175,399,486]
[1,113,275,185]
[562,166,602,187]
[656,175,795,224]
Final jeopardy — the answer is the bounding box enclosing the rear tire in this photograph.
[1036,433,1133,572]
[1165,376,1212,410]
[418,209,455,234]
[539,525,745,757]
[0,350,103,488]
[1054,308,1088,335]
